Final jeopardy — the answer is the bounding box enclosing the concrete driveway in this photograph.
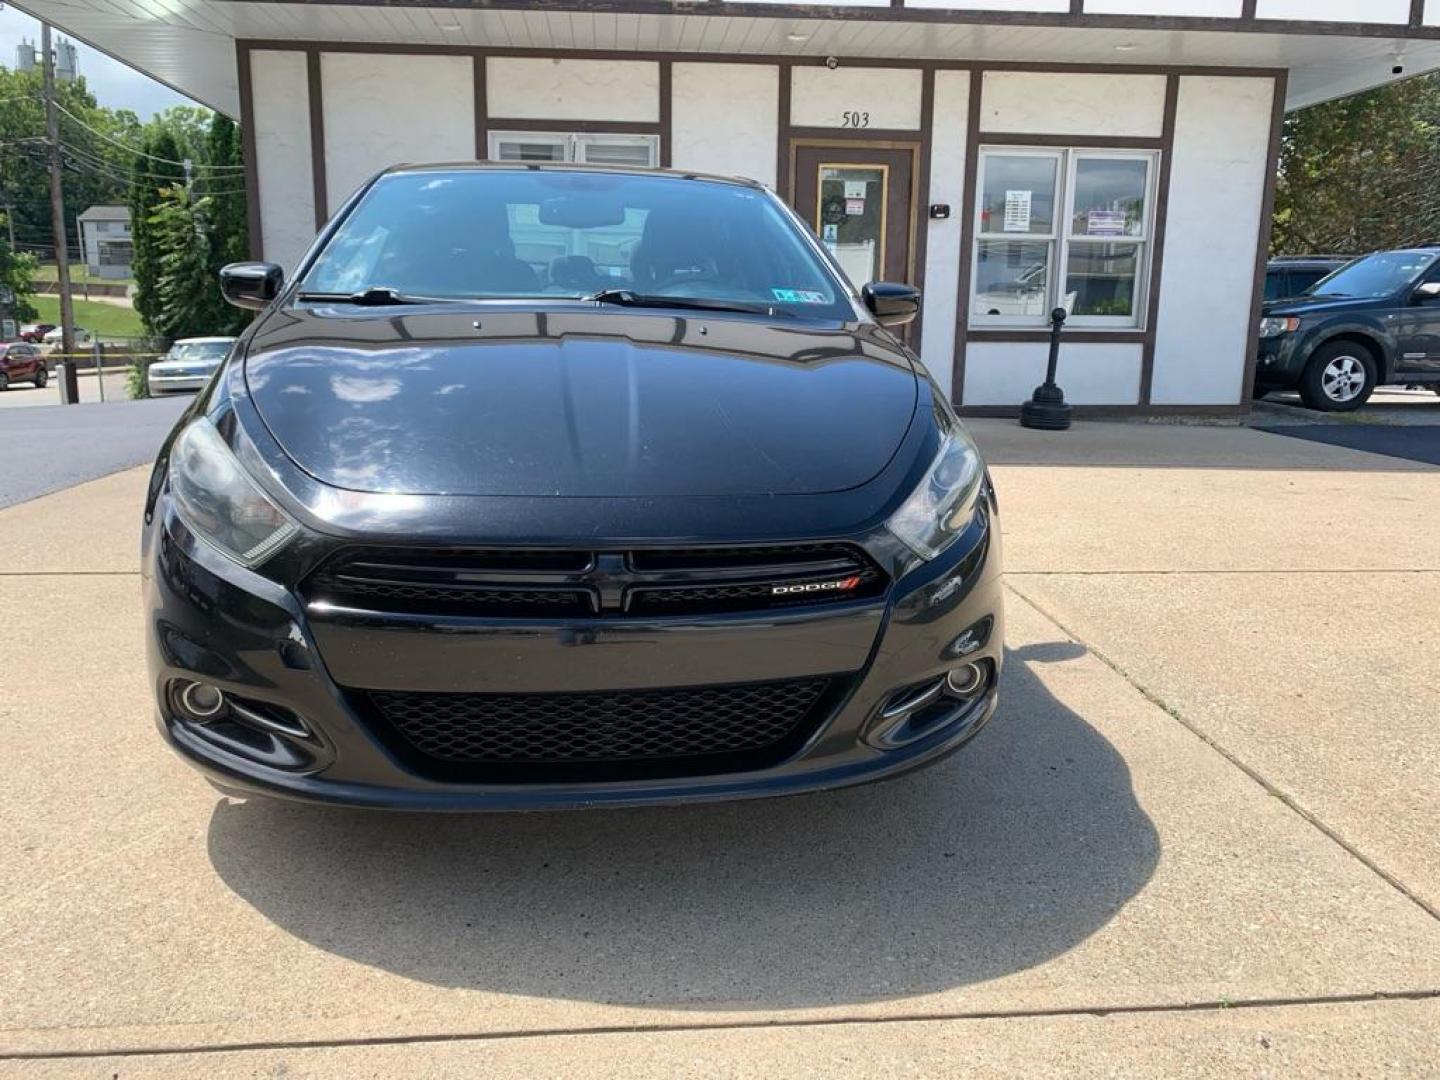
[2,421,1439,1076]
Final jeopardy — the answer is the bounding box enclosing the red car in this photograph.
[0,342,50,390]
[18,323,57,344]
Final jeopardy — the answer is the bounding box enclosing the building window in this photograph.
[971,148,1157,330]
[488,132,659,168]
[94,221,111,233]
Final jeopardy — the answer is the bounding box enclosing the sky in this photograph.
[0,2,196,118]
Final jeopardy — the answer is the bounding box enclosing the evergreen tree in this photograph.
[148,185,213,341]
[198,113,251,335]
[129,131,185,336]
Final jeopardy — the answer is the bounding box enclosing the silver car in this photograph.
[147,337,236,395]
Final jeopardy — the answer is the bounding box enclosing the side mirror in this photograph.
[1414,281,1440,303]
[220,262,284,311]
[862,282,921,329]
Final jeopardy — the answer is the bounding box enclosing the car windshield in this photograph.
[300,169,852,319]
[1306,251,1436,298]
[169,341,231,362]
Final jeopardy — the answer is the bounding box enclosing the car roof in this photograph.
[173,336,236,344]
[381,161,767,190]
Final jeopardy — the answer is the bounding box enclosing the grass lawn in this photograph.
[35,262,136,287]
[31,295,146,341]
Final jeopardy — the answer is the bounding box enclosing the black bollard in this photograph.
[1019,306,1073,431]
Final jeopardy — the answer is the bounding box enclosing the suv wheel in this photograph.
[1300,342,1377,412]
[33,365,48,389]
[0,371,9,392]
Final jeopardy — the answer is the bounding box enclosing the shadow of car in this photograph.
[203,645,1158,1009]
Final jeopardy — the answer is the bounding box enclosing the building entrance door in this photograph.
[791,143,918,292]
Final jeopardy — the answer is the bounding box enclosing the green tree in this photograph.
[148,184,212,340]
[198,113,251,335]
[1274,74,1440,255]
[0,66,139,259]
[129,129,185,335]
[1,212,39,324]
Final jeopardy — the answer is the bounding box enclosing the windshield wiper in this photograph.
[584,288,793,318]
[295,286,457,306]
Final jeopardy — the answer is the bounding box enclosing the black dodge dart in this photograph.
[141,163,1003,811]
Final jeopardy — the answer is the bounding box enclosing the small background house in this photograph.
[77,205,133,280]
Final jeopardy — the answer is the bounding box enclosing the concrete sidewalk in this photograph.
[2,422,1438,1075]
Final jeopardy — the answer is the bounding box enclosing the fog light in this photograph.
[946,663,985,697]
[178,680,225,720]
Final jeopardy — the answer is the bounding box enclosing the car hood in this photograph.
[243,306,919,498]
[1263,293,1385,316]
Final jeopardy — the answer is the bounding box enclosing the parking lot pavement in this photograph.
[6,998,1440,1078]
[0,370,131,409]
[0,395,188,509]
[5,424,1440,1074]
[1258,386,1440,425]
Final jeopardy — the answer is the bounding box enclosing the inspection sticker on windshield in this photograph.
[771,288,827,304]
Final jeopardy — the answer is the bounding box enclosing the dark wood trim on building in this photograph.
[474,54,488,160]
[235,40,1290,79]
[776,62,792,199]
[659,60,672,168]
[1239,70,1290,406]
[978,132,1166,150]
[483,117,663,134]
[910,67,935,347]
[236,6,1440,42]
[1139,74,1180,405]
[966,330,1146,344]
[951,69,982,407]
[788,125,922,141]
[236,43,262,260]
[306,49,328,229]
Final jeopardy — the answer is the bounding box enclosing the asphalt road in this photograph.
[0,395,191,509]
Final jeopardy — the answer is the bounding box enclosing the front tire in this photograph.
[0,372,9,392]
[33,366,48,389]
[1299,342,1377,412]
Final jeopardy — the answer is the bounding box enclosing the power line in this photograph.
[58,151,248,196]
[51,100,245,171]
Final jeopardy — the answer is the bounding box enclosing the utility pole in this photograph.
[42,22,79,404]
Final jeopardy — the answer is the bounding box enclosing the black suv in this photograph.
[1256,247,1440,410]
[1264,255,1351,302]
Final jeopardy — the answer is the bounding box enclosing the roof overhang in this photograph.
[9,0,1440,118]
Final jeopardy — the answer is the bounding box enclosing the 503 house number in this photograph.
[841,111,870,129]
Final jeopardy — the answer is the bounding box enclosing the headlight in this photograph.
[168,417,298,567]
[1259,316,1301,338]
[885,422,985,560]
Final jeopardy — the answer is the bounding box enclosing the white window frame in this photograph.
[969,146,1159,331]
[487,131,660,167]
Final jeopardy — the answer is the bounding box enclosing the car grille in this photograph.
[304,543,885,619]
[360,676,844,782]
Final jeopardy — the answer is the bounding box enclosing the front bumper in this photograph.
[143,499,1004,811]
[1255,332,1307,388]
[148,371,210,393]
